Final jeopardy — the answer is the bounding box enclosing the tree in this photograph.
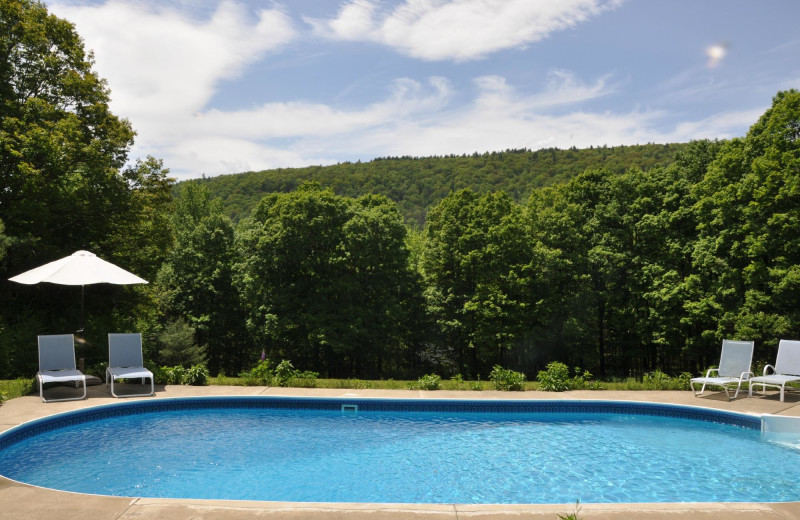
[691,90,800,355]
[0,0,172,376]
[0,0,137,262]
[235,183,418,378]
[423,190,539,377]
[156,182,247,375]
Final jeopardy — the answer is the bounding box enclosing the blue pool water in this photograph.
[0,397,797,504]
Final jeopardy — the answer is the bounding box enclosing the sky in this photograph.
[44,0,800,181]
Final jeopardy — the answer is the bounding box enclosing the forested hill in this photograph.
[188,143,688,225]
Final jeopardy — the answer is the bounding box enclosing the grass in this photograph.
[209,377,512,391]
[6,374,796,400]
[211,375,685,391]
[0,376,690,400]
[557,500,582,520]
[0,378,35,402]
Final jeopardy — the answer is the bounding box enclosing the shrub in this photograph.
[569,367,600,390]
[408,374,441,390]
[239,359,317,387]
[157,318,206,367]
[239,359,274,385]
[154,365,186,385]
[537,362,571,391]
[633,370,693,390]
[152,364,209,385]
[489,365,526,391]
[0,379,34,402]
[86,362,108,380]
[183,364,210,386]
[675,372,693,390]
[274,360,297,387]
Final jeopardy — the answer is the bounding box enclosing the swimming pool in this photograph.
[0,397,796,504]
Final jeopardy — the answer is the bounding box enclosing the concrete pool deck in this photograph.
[2,384,800,519]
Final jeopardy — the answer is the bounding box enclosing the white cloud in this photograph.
[195,77,452,139]
[47,0,296,164]
[149,69,631,177]
[349,73,662,157]
[166,137,333,177]
[41,1,763,180]
[295,72,757,163]
[307,0,623,61]
[670,108,763,141]
[473,70,615,114]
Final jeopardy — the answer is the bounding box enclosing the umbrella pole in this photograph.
[79,284,85,334]
[77,285,85,373]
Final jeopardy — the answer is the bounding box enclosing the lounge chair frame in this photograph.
[748,339,800,402]
[106,333,155,398]
[37,334,87,403]
[690,339,754,400]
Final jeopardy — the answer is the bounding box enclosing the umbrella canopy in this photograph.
[9,250,148,285]
[9,250,148,332]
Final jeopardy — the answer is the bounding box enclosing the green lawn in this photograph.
[0,379,35,401]
[1,373,705,403]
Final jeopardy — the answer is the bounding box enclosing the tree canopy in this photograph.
[0,0,173,374]
[189,144,687,226]
[2,1,799,385]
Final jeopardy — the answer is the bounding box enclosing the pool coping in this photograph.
[2,384,800,519]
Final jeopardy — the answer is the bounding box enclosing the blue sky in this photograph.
[45,0,800,180]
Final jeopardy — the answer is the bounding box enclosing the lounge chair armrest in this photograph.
[705,368,719,378]
[763,364,775,376]
[740,371,753,381]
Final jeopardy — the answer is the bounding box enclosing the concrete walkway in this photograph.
[2,384,800,519]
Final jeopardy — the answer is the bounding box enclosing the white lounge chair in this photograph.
[37,334,87,403]
[690,339,754,400]
[748,339,800,402]
[106,333,155,398]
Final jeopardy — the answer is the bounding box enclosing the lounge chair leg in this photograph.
[691,381,706,396]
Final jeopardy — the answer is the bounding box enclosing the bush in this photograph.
[489,365,526,391]
[86,362,108,380]
[238,359,317,387]
[157,318,206,367]
[569,367,599,390]
[274,360,296,387]
[239,359,274,385]
[674,371,693,390]
[183,364,210,386]
[408,374,441,390]
[153,365,186,385]
[0,379,35,401]
[469,379,485,391]
[153,364,209,385]
[537,362,571,391]
[630,370,692,390]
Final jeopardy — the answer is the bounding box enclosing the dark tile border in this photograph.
[0,396,760,452]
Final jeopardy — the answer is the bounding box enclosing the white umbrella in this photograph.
[9,250,148,332]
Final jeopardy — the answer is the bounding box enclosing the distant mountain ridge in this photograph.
[186,143,688,225]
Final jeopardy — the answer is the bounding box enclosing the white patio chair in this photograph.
[37,334,87,403]
[748,339,800,402]
[690,339,754,400]
[106,333,155,398]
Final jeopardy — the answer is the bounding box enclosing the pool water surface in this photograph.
[0,398,797,504]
